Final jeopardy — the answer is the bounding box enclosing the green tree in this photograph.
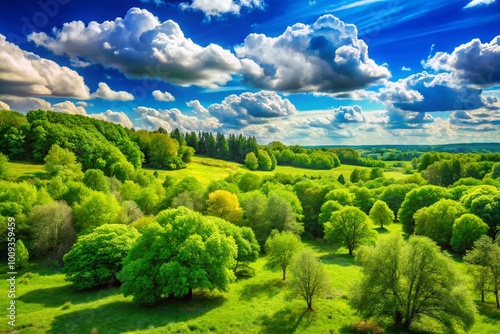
[73,192,122,233]
[398,185,450,234]
[239,190,268,245]
[83,169,109,192]
[209,217,259,271]
[44,144,82,179]
[0,153,8,179]
[15,239,29,269]
[414,199,466,247]
[29,201,76,261]
[352,234,477,332]
[63,224,139,290]
[369,167,384,180]
[451,214,489,253]
[464,235,500,308]
[265,192,303,235]
[324,188,354,206]
[318,200,342,227]
[244,152,259,171]
[207,190,244,224]
[492,162,500,179]
[289,249,330,310]
[265,230,302,280]
[324,206,376,256]
[350,168,361,183]
[337,174,345,185]
[369,200,394,229]
[258,149,273,171]
[238,172,262,192]
[379,184,418,219]
[119,207,237,304]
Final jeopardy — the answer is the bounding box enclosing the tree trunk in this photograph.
[184,288,193,300]
[307,300,312,310]
[481,290,485,303]
[282,267,286,280]
[495,290,499,309]
[348,246,353,256]
[394,311,403,329]
[234,261,239,273]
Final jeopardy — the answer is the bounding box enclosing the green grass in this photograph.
[2,223,499,334]
[146,156,409,185]
[5,161,48,181]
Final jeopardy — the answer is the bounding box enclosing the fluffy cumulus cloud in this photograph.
[180,0,264,18]
[0,34,90,99]
[52,101,87,115]
[152,90,175,102]
[0,96,52,112]
[236,14,390,93]
[91,82,134,101]
[377,72,488,112]
[424,36,500,87]
[206,90,297,127]
[28,8,241,88]
[0,100,10,110]
[134,106,221,132]
[90,110,134,128]
[464,0,496,9]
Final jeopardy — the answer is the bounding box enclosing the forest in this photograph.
[1,109,500,334]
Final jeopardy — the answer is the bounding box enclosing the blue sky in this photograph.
[0,0,499,145]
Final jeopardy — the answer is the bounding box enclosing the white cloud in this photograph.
[236,14,390,93]
[206,90,297,127]
[52,101,87,115]
[401,66,411,71]
[0,100,10,110]
[28,8,241,88]
[424,36,500,87]
[91,82,134,101]
[464,0,496,9]
[152,90,175,102]
[134,106,221,132]
[0,95,52,112]
[187,100,209,115]
[90,110,134,128]
[0,34,90,99]
[179,0,264,18]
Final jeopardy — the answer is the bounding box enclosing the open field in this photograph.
[1,223,499,334]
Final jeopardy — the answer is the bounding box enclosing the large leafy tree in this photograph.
[206,190,243,224]
[44,144,82,179]
[264,230,302,280]
[72,191,122,233]
[398,185,450,234]
[464,235,500,308]
[352,235,477,332]
[63,224,139,290]
[289,249,330,310]
[119,207,237,304]
[414,199,466,247]
[369,200,394,229]
[451,214,489,253]
[324,206,376,256]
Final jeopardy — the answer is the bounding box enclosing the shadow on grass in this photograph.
[239,278,286,301]
[47,294,226,334]
[477,301,500,323]
[18,284,120,308]
[374,227,389,234]
[259,306,314,334]
[235,264,256,280]
[16,171,49,181]
[319,253,356,267]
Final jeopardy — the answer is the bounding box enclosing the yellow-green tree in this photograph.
[207,190,243,224]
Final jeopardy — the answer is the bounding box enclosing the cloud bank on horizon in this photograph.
[0,0,499,145]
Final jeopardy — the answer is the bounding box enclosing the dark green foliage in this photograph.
[83,169,109,192]
[369,167,384,180]
[492,162,500,179]
[15,239,29,269]
[0,153,8,179]
[398,185,450,234]
[63,224,139,290]
[352,235,477,332]
[238,172,262,192]
[119,207,237,304]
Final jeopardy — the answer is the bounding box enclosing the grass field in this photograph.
[1,223,499,334]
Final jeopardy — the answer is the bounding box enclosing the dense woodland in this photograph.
[1,109,500,333]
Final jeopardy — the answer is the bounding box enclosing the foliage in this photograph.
[238,172,262,192]
[318,200,343,227]
[324,188,354,206]
[0,152,8,179]
[369,200,394,229]
[352,234,477,332]
[63,224,139,290]
[29,201,76,261]
[451,214,489,253]
[244,152,259,171]
[15,239,29,269]
[83,169,109,192]
[398,185,450,234]
[289,249,330,310]
[414,199,466,247]
[324,206,376,256]
[44,144,82,179]
[72,191,122,233]
[207,190,243,224]
[119,207,237,304]
[264,230,302,280]
[378,183,418,219]
[464,235,500,308]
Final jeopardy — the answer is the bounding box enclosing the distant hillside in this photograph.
[310,143,500,153]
